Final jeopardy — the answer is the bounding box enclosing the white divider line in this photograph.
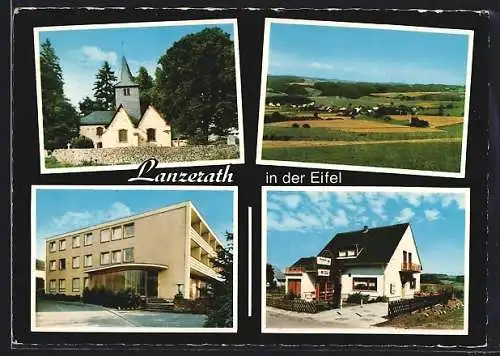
[248,206,252,318]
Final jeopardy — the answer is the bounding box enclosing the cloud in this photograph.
[39,202,133,239]
[332,209,349,227]
[81,46,118,65]
[309,61,333,70]
[440,194,466,210]
[424,208,441,221]
[394,207,415,223]
[282,195,301,209]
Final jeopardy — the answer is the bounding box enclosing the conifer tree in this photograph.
[93,61,117,110]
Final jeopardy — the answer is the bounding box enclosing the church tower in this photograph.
[114,56,141,120]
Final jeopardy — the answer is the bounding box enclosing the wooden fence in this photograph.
[387,292,452,318]
[266,296,318,313]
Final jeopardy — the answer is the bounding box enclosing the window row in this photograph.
[48,248,134,270]
[48,223,135,252]
[118,128,156,143]
[49,277,89,293]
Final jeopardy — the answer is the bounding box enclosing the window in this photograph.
[58,258,66,271]
[111,250,121,264]
[84,233,93,246]
[123,88,130,96]
[96,127,104,136]
[118,129,128,143]
[72,256,80,269]
[49,260,56,271]
[59,239,66,251]
[338,250,347,257]
[49,241,56,252]
[72,278,80,292]
[410,278,416,290]
[97,142,103,148]
[100,252,110,265]
[352,277,377,291]
[84,254,93,267]
[72,236,80,248]
[84,277,89,289]
[124,223,134,238]
[347,249,356,256]
[146,128,156,142]
[111,226,122,240]
[390,283,395,294]
[59,279,66,292]
[49,279,56,292]
[100,229,110,243]
[123,248,134,263]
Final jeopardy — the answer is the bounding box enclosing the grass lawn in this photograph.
[262,141,462,172]
[45,157,74,168]
[376,306,464,329]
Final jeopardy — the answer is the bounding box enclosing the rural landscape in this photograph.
[261,75,466,173]
[259,21,472,174]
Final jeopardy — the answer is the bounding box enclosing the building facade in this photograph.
[44,201,223,300]
[79,56,172,148]
[284,223,422,303]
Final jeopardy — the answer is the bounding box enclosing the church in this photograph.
[79,56,172,148]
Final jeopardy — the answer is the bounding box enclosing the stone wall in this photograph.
[50,145,239,166]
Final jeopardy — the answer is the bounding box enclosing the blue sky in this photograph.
[38,23,234,106]
[35,188,234,260]
[267,23,470,85]
[266,190,467,275]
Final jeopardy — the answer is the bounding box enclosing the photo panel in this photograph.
[257,19,474,178]
[34,19,244,174]
[262,186,470,336]
[30,185,238,333]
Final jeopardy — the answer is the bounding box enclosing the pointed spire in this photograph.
[115,56,137,87]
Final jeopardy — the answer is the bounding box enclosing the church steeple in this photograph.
[114,56,141,120]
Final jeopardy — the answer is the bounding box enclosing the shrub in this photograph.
[346,292,370,304]
[374,296,389,303]
[285,291,299,300]
[291,123,300,128]
[70,135,94,148]
[302,123,311,128]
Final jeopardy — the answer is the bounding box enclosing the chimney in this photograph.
[362,225,369,233]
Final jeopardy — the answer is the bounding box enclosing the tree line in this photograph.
[41,27,237,150]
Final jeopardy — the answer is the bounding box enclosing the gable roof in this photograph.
[80,105,140,126]
[319,223,410,267]
[115,56,138,87]
[290,256,317,271]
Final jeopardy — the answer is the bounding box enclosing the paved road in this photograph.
[35,300,207,329]
[266,302,389,330]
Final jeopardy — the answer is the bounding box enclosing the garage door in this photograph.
[288,279,301,296]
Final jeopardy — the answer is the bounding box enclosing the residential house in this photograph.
[79,56,172,148]
[284,223,422,303]
[44,201,224,300]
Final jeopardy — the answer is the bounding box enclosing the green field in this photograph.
[262,141,462,172]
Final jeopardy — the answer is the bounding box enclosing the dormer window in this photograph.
[337,245,362,259]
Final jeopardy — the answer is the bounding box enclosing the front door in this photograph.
[287,279,301,297]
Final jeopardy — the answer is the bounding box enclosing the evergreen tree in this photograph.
[266,264,276,289]
[40,38,79,150]
[204,231,233,327]
[78,96,100,116]
[135,66,154,114]
[154,28,237,143]
[93,61,117,110]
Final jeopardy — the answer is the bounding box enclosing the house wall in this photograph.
[340,265,385,299]
[44,204,190,299]
[100,108,138,148]
[79,125,106,147]
[284,273,316,300]
[383,226,421,300]
[137,107,172,147]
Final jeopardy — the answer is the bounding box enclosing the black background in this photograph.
[9,5,497,351]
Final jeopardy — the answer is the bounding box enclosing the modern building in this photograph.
[284,223,422,303]
[79,56,172,148]
[44,201,224,300]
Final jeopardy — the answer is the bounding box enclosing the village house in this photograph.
[284,223,422,304]
[79,56,172,148]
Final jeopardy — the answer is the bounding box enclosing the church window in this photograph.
[96,142,103,148]
[123,88,130,96]
[119,129,128,143]
[96,127,104,136]
[147,128,156,142]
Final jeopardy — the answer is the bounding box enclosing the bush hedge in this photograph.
[82,287,142,309]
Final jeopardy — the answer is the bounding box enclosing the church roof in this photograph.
[115,56,138,87]
[80,108,139,126]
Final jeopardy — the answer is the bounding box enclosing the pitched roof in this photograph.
[80,106,140,126]
[319,223,410,266]
[272,265,285,280]
[290,256,317,271]
[115,56,138,87]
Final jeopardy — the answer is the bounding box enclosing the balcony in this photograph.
[401,262,421,272]
[190,227,217,257]
[189,256,223,281]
